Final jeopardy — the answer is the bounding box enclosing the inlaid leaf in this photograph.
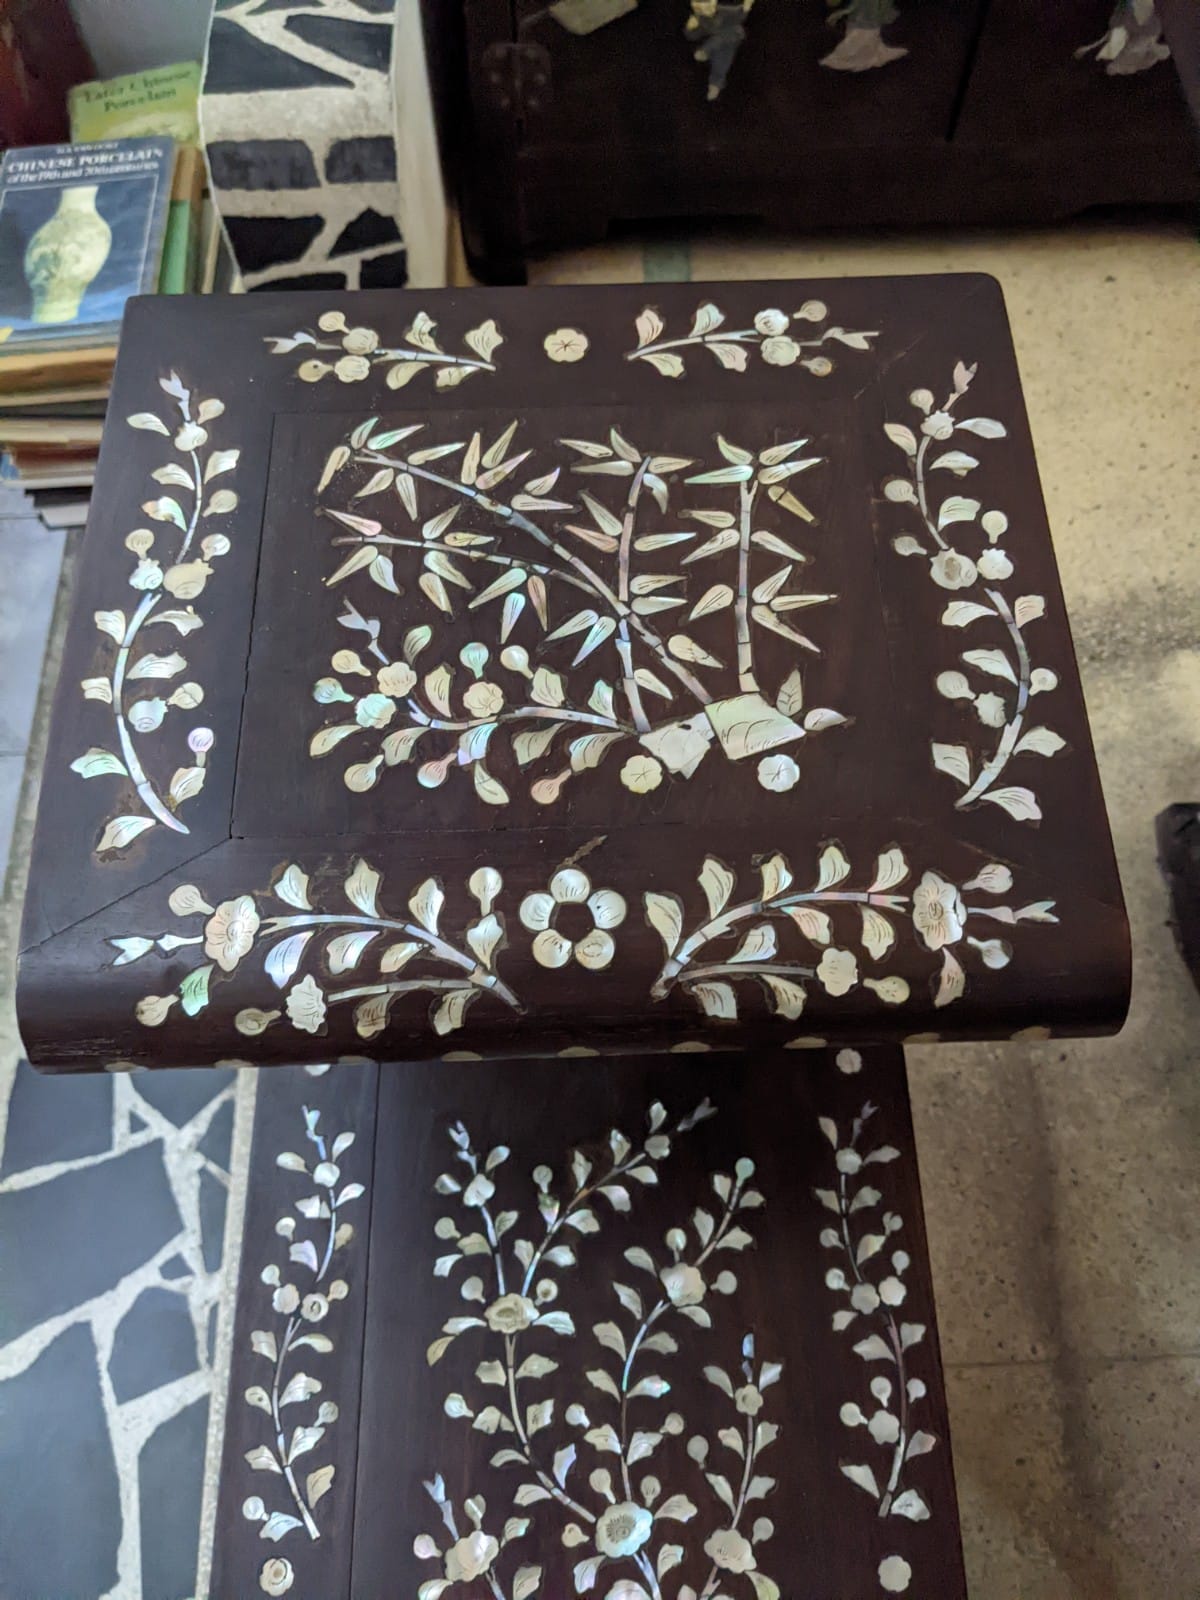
[730,924,776,963]
[579,491,623,540]
[956,416,1007,438]
[937,495,980,529]
[345,858,381,915]
[531,666,565,707]
[686,463,754,486]
[423,665,453,714]
[644,351,685,378]
[635,307,664,347]
[266,932,313,989]
[569,731,624,772]
[369,554,400,593]
[699,855,735,918]
[409,878,444,934]
[71,748,127,780]
[815,844,851,890]
[432,987,476,1036]
[98,815,155,853]
[275,864,312,909]
[683,528,739,563]
[803,708,847,732]
[128,411,170,434]
[934,949,966,1008]
[328,930,378,975]
[128,652,185,680]
[471,568,527,608]
[755,853,791,900]
[513,725,559,767]
[761,975,806,1019]
[709,342,748,371]
[689,584,734,621]
[668,634,722,668]
[786,905,831,945]
[931,449,979,474]
[691,980,737,1020]
[982,785,1042,822]
[932,742,972,786]
[841,1463,880,1498]
[419,572,453,614]
[891,1488,931,1521]
[963,648,1017,684]
[179,965,212,1017]
[1015,594,1046,628]
[860,906,895,960]
[884,422,918,455]
[380,942,419,972]
[942,600,994,627]
[691,301,725,336]
[82,677,113,702]
[644,892,684,956]
[1015,726,1065,757]
[474,765,509,806]
[705,1471,736,1513]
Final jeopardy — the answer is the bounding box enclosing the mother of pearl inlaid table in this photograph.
[17,279,1128,1599]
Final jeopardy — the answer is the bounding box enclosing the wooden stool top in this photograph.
[19,277,1128,1071]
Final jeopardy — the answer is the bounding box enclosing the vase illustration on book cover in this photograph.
[23,184,113,323]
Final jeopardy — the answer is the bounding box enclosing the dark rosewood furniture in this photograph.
[213,1046,967,1600]
[16,278,1128,1598]
[17,277,1129,1072]
[428,0,1200,283]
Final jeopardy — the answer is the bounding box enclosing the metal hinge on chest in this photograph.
[481,41,552,116]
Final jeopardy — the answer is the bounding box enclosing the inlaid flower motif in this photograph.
[595,1502,653,1558]
[377,662,417,697]
[921,410,955,441]
[604,1585,651,1600]
[301,1292,329,1322]
[520,868,627,970]
[544,328,589,363]
[355,692,395,730]
[734,1383,764,1415]
[879,1553,913,1593]
[259,1556,294,1594]
[484,1293,538,1334]
[929,549,977,590]
[974,692,1007,728]
[754,308,788,336]
[660,1262,706,1307]
[620,754,663,794]
[462,680,505,718]
[817,946,858,996]
[334,354,370,383]
[342,326,379,356]
[444,1529,500,1582]
[758,752,799,792]
[977,547,1013,581]
[135,993,175,1027]
[761,335,800,367]
[286,973,327,1034]
[463,1173,496,1207]
[911,871,965,950]
[204,895,260,972]
[704,1527,757,1572]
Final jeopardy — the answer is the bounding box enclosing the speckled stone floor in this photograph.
[0,214,1196,1598]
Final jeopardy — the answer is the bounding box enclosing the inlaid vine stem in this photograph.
[653,887,908,996]
[259,913,521,1008]
[112,594,188,834]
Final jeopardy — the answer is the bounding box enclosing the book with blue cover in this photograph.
[0,137,173,353]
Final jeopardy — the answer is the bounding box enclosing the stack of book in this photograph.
[0,62,233,524]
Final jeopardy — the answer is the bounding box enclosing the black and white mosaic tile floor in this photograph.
[0,1063,241,1600]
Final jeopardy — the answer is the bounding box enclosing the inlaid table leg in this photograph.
[213,1063,379,1600]
[214,1049,961,1600]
